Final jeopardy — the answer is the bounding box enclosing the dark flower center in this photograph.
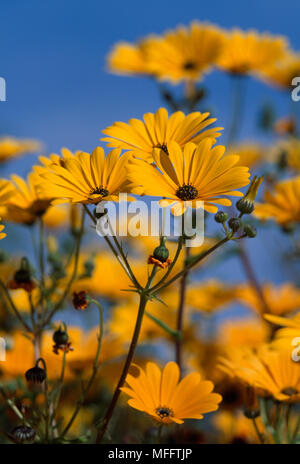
[176,184,198,201]
[183,61,197,70]
[281,387,298,396]
[156,406,173,418]
[90,187,109,197]
[156,143,169,154]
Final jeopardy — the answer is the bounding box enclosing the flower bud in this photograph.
[244,408,260,419]
[236,176,263,215]
[214,211,229,223]
[73,290,89,310]
[243,224,257,238]
[153,245,169,263]
[8,257,35,292]
[53,328,69,346]
[25,366,46,384]
[228,218,241,232]
[10,425,36,443]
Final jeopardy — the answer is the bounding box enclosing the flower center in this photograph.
[183,61,197,70]
[155,406,173,419]
[281,387,298,396]
[155,143,168,154]
[176,184,198,201]
[90,187,109,197]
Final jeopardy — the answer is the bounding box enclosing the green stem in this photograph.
[252,417,265,444]
[0,280,31,332]
[157,424,164,444]
[227,75,246,146]
[42,206,85,327]
[150,236,183,293]
[175,246,190,373]
[151,236,230,295]
[59,299,104,439]
[145,311,181,340]
[292,411,300,443]
[95,293,148,443]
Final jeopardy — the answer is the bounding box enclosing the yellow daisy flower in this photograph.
[261,51,300,89]
[227,142,267,168]
[237,282,300,316]
[219,346,300,403]
[218,317,270,349]
[37,147,133,204]
[128,139,250,215]
[101,107,223,163]
[0,137,41,163]
[107,39,154,76]
[36,147,78,171]
[0,221,5,240]
[265,313,300,349]
[186,279,237,313]
[254,176,300,226]
[121,361,222,424]
[0,180,14,236]
[145,22,225,84]
[218,29,288,75]
[1,172,53,225]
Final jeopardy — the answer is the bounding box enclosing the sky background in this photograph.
[1,0,300,326]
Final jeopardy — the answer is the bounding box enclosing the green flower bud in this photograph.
[228,218,241,232]
[214,211,229,223]
[236,198,254,215]
[25,366,46,384]
[236,176,263,215]
[243,224,257,238]
[153,245,169,263]
[244,408,260,419]
[53,328,69,346]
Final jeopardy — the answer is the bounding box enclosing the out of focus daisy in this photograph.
[101,107,222,163]
[227,143,267,168]
[217,29,288,75]
[0,221,5,240]
[219,346,300,403]
[107,39,154,76]
[128,139,250,215]
[38,147,133,204]
[1,172,53,225]
[186,279,237,313]
[121,361,222,424]
[254,177,300,226]
[260,51,300,89]
[265,312,300,349]
[218,318,270,349]
[0,137,40,163]
[145,22,225,84]
[237,282,300,316]
[0,179,14,238]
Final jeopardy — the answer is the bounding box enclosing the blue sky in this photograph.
[1,0,300,176]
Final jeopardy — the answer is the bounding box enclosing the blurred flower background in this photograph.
[0,0,300,445]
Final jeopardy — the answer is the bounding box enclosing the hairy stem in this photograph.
[175,246,190,372]
[95,293,149,443]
